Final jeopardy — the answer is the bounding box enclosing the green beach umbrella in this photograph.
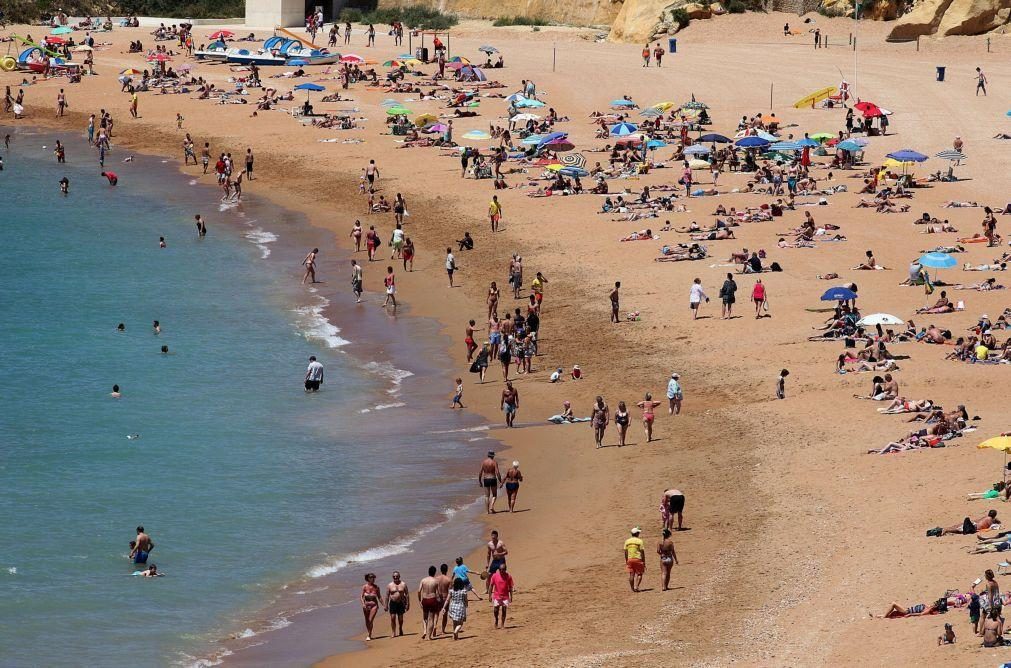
[386,107,412,116]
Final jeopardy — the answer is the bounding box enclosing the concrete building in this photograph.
[245,0,351,28]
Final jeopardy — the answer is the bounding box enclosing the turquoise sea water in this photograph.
[0,132,483,667]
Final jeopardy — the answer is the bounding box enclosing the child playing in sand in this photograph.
[938,622,955,645]
[776,369,789,399]
[451,378,464,409]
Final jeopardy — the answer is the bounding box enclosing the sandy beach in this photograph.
[4,13,1011,666]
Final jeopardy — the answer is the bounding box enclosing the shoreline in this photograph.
[6,16,1011,667]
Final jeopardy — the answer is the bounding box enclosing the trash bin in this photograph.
[936,66,945,81]
[416,46,429,63]
[668,38,677,53]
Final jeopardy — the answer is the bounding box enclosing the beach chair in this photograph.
[998,561,1010,576]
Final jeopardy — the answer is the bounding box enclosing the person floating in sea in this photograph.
[304,355,323,392]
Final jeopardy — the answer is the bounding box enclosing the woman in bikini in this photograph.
[636,392,662,443]
[656,529,678,591]
[501,461,523,512]
[350,219,363,252]
[591,396,609,449]
[366,225,380,262]
[614,401,630,447]
[487,281,500,319]
[361,572,385,641]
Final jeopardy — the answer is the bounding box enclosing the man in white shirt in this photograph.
[445,248,457,287]
[304,356,324,392]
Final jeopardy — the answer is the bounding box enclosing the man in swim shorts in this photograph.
[436,564,453,634]
[488,563,514,628]
[418,566,441,639]
[500,381,519,428]
[385,571,409,636]
[130,526,154,564]
[479,451,502,514]
[662,488,685,531]
[304,356,324,392]
[623,527,646,592]
[486,530,508,594]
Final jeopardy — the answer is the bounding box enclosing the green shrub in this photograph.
[727,0,747,13]
[492,15,549,26]
[339,8,364,23]
[668,8,690,26]
[356,6,458,30]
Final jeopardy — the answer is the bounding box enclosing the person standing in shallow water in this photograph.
[301,248,318,284]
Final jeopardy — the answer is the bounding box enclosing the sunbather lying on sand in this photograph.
[964,262,1007,271]
[620,229,655,242]
[938,509,998,535]
[943,200,981,208]
[690,228,735,241]
[953,278,1004,291]
[922,223,958,233]
[878,397,934,414]
[877,602,942,618]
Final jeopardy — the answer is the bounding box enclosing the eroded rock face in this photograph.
[888,0,1010,37]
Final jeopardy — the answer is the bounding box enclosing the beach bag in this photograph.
[926,527,942,537]
[770,262,783,272]
[962,517,977,534]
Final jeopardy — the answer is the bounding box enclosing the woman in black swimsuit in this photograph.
[614,401,630,447]
[501,462,523,512]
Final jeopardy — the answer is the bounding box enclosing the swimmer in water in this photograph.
[160,345,169,354]
[152,320,160,334]
[117,323,125,332]
[100,171,118,185]
[137,564,161,577]
[194,215,207,237]
[159,237,166,248]
[59,177,69,195]
[111,384,121,398]
[130,526,154,564]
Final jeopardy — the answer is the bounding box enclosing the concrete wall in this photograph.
[246,0,307,28]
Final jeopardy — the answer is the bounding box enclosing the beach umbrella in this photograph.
[386,107,412,116]
[698,133,730,143]
[478,45,499,53]
[561,153,586,168]
[294,82,324,103]
[470,67,488,82]
[755,130,779,142]
[646,139,668,150]
[147,53,173,62]
[462,130,491,140]
[681,100,708,110]
[414,113,437,127]
[683,144,711,155]
[610,122,638,136]
[796,137,820,148]
[380,99,399,107]
[639,109,662,118]
[857,313,904,327]
[821,286,857,301]
[449,56,470,64]
[208,30,234,40]
[837,140,863,151]
[935,150,967,162]
[424,123,448,134]
[858,103,883,118]
[72,45,93,52]
[120,68,143,75]
[810,132,835,142]
[543,138,575,152]
[918,252,956,269]
[652,101,676,111]
[770,141,802,151]
[46,37,66,44]
[511,113,540,122]
[979,436,1011,453]
[382,60,403,67]
[611,99,635,107]
[515,99,545,109]
[340,54,364,64]
[735,136,770,148]
[51,26,73,35]
[505,93,527,103]
[446,61,467,70]
[1006,110,1011,117]
[886,149,928,163]
[538,131,568,145]
[688,158,711,170]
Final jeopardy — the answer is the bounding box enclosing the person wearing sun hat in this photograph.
[667,372,682,415]
[623,527,646,592]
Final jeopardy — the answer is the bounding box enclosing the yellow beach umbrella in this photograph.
[121,68,143,75]
[978,435,1011,452]
[403,58,423,66]
[414,113,437,127]
[652,101,675,111]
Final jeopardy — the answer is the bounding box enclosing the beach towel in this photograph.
[547,415,590,424]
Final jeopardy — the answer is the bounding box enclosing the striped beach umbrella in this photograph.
[609,122,638,136]
[935,150,967,162]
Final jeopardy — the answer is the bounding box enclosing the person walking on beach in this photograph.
[637,392,661,442]
[486,530,508,594]
[489,195,502,232]
[201,142,210,174]
[976,67,987,96]
[365,159,379,192]
[624,527,646,592]
[609,281,621,323]
[130,526,154,564]
[501,461,522,512]
[814,27,821,48]
[351,259,363,303]
[666,372,682,415]
[663,487,685,531]
[442,576,480,640]
[436,564,452,634]
[501,381,519,428]
[689,277,709,320]
[752,278,767,318]
[657,529,678,591]
[418,566,441,640]
[360,573,384,641]
[653,43,664,67]
[591,395,609,449]
[489,563,514,629]
[385,571,409,637]
[129,90,139,118]
[479,451,502,514]
[776,369,789,399]
[244,148,254,180]
[719,272,737,319]
[446,248,457,287]
[451,377,464,409]
[301,248,319,284]
[382,266,397,309]
[304,356,324,392]
[641,43,650,67]
[56,88,67,117]
[614,401,630,446]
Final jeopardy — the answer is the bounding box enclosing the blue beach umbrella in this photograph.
[755,130,778,142]
[610,122,638,136]
[538,131,568,146]
[683,144,711,155]
[837,140,863,151]
[611,99,635,107]
[735,136,770,148]
[294,83,324,91]
[821,286,858,302]
[698,133,730,143]
[886,149,928,162]
[770,141,802,151]
[646,139,668,150]
[918,252,957,269]
[559,166,589,177]
[796,137,820,148]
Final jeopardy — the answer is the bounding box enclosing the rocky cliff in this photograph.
[888,0,1011,38]
[378,0,621,27]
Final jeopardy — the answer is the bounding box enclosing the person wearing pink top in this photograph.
[488,564,514,629]
[752,279,767,318]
